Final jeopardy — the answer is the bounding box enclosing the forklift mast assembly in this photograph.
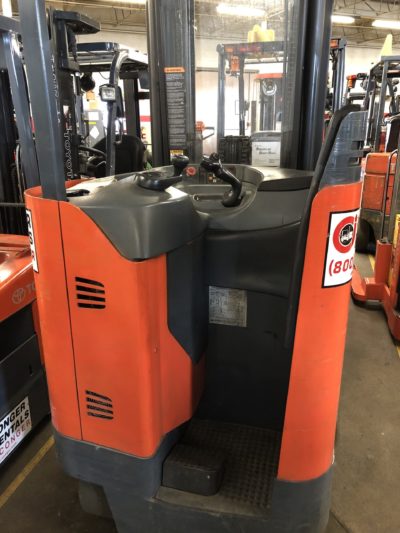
[19,0,366,531]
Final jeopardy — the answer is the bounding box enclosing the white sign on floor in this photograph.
[0,397,32,464]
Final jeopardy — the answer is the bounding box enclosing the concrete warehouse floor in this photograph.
[0,253,399,532]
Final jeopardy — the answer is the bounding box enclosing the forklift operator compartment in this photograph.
[15,0,368,530]
[25,106,366,533]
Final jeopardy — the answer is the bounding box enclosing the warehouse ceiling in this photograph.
[9,0,400,47]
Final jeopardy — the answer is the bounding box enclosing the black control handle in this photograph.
[172,154,189,176]
[138,171,182,191]
[138,155,189,192]
[200,153,242,207]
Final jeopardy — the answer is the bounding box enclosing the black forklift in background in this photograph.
[48,9,100,179]
[76,41,149,176]
[48,11,147,180]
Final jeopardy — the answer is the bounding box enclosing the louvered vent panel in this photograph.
[85,390,114,420]
[75,277,105,309]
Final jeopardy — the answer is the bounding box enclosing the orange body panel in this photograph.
[278,181,362,482]
[362,152,396,214]
[25,185,203,458]
[25,188,82,440]
[0,234,35,322]
[59,201,204,457]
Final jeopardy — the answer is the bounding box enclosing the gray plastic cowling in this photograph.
[72,175,208,260]
[319,110,367,188]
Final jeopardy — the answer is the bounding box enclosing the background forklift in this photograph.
[0,15,48,466]
[216,40,284,164]
[356,55,400,252]
[47,11,147,181]
[76,41,149,176]
[352,133,400,340]
[20,0,366,532]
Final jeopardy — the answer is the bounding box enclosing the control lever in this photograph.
[138,155,189,192]
[200,153,242,207]
[172,154,189,176]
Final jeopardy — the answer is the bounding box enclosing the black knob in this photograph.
[171,155,189,176]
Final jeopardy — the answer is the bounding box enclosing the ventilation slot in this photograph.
[75,277,106,309]
[85,390,113,420]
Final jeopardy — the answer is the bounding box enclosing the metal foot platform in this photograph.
[158,419,281,517]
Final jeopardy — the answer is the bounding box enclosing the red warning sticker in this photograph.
[323,209,359,288]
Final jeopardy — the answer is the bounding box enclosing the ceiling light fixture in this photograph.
[108,0,146,4]
[372,19,400,30]
[216,3,265,17]
[1,0,12,17]
[331,14,355,24]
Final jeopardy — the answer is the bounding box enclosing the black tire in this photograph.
[78,480,112,519]
[355,218,371,253]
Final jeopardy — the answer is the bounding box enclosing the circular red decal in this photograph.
[333,215,357,253]
[185,166,197,176]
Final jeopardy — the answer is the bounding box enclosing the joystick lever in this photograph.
[138,155,189,192]
[200,153,242,207]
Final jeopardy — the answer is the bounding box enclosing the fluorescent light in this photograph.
[216,3,265,17]
[109,0,146,3]
[332,15,355,24]
[372,19,400,30]
[2,0,12,17]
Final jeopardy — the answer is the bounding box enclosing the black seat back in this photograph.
[94,135,145,177]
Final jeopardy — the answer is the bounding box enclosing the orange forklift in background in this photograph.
[352,138,400,340]
[0,16,49,465]
[356,56,400,252]
[351,58,400,340]
[20,0,367,531]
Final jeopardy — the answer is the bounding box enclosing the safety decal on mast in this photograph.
[323,209,359,288]
[26,209,39,273]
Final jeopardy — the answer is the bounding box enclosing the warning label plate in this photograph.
[209,286,247,327]
[0,397,32,464]
[323,209,359,288]
[26,209,38,273]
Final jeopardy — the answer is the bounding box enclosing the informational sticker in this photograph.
[164,67,186,150]
[209,286,247,327]
[252,140,281,167]
[90,125,100,140]
[88,111,99,121]
[323,209,359,288]
[0,397,32,464]
[26,209,38,273]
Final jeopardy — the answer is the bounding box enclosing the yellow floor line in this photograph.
[396,344,400,359]
[368,254,376,271]
[0,435,54,509]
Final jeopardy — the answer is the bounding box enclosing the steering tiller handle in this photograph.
[200,153,242,207]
